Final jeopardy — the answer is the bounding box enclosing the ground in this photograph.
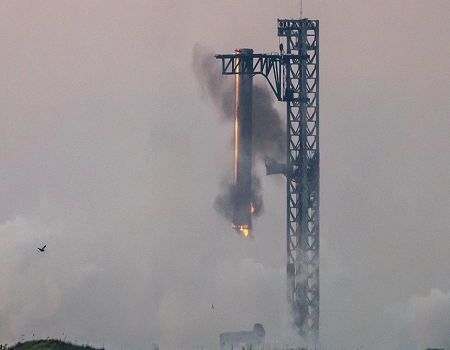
[6,340,103,350]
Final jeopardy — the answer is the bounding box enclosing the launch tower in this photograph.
[280,19,320,345]
[216,18,320,345]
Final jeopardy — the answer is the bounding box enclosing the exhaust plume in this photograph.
[213,175,263,222]
[192,44,285,229]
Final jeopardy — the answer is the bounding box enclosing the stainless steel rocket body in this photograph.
[232,48,253,232]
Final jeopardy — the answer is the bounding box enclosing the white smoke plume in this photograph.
[401,288,450,350]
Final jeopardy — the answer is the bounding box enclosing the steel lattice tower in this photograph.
[215,18,319,345]
[279,19,320,344]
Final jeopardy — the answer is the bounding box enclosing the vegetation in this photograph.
[5,339,104,350]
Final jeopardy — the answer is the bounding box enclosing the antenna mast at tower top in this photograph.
[300,0,303,18]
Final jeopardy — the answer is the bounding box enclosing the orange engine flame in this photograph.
[251,203,255,213]
[232,224,250,237]
[234,116,238,183]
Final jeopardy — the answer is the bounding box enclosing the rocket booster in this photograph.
[232,48,253,235]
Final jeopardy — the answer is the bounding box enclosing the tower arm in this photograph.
[215,53,283,101]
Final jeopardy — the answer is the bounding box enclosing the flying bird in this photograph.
[38,245,46,252]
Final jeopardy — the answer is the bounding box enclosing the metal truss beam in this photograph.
[215,53,283,101]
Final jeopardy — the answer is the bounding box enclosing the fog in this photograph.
[1,1,449,350]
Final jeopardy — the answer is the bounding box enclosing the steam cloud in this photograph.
[192,44,285,225]
[403,288,450,350]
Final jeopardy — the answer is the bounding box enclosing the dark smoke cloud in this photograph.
[192,43,235,119]
[252,85,285,162]
[214,175,263,221]
[192,44,284,226]
[192,43,285,162]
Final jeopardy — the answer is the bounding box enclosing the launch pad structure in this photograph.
[215,19,320,345]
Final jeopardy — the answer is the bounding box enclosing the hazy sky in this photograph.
[1,1,449,350]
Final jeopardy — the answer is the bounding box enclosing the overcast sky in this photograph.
[1,1,449,350]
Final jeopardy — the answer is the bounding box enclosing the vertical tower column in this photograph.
[278,19,320,345]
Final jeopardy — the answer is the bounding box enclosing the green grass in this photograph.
[7,339,104,350]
